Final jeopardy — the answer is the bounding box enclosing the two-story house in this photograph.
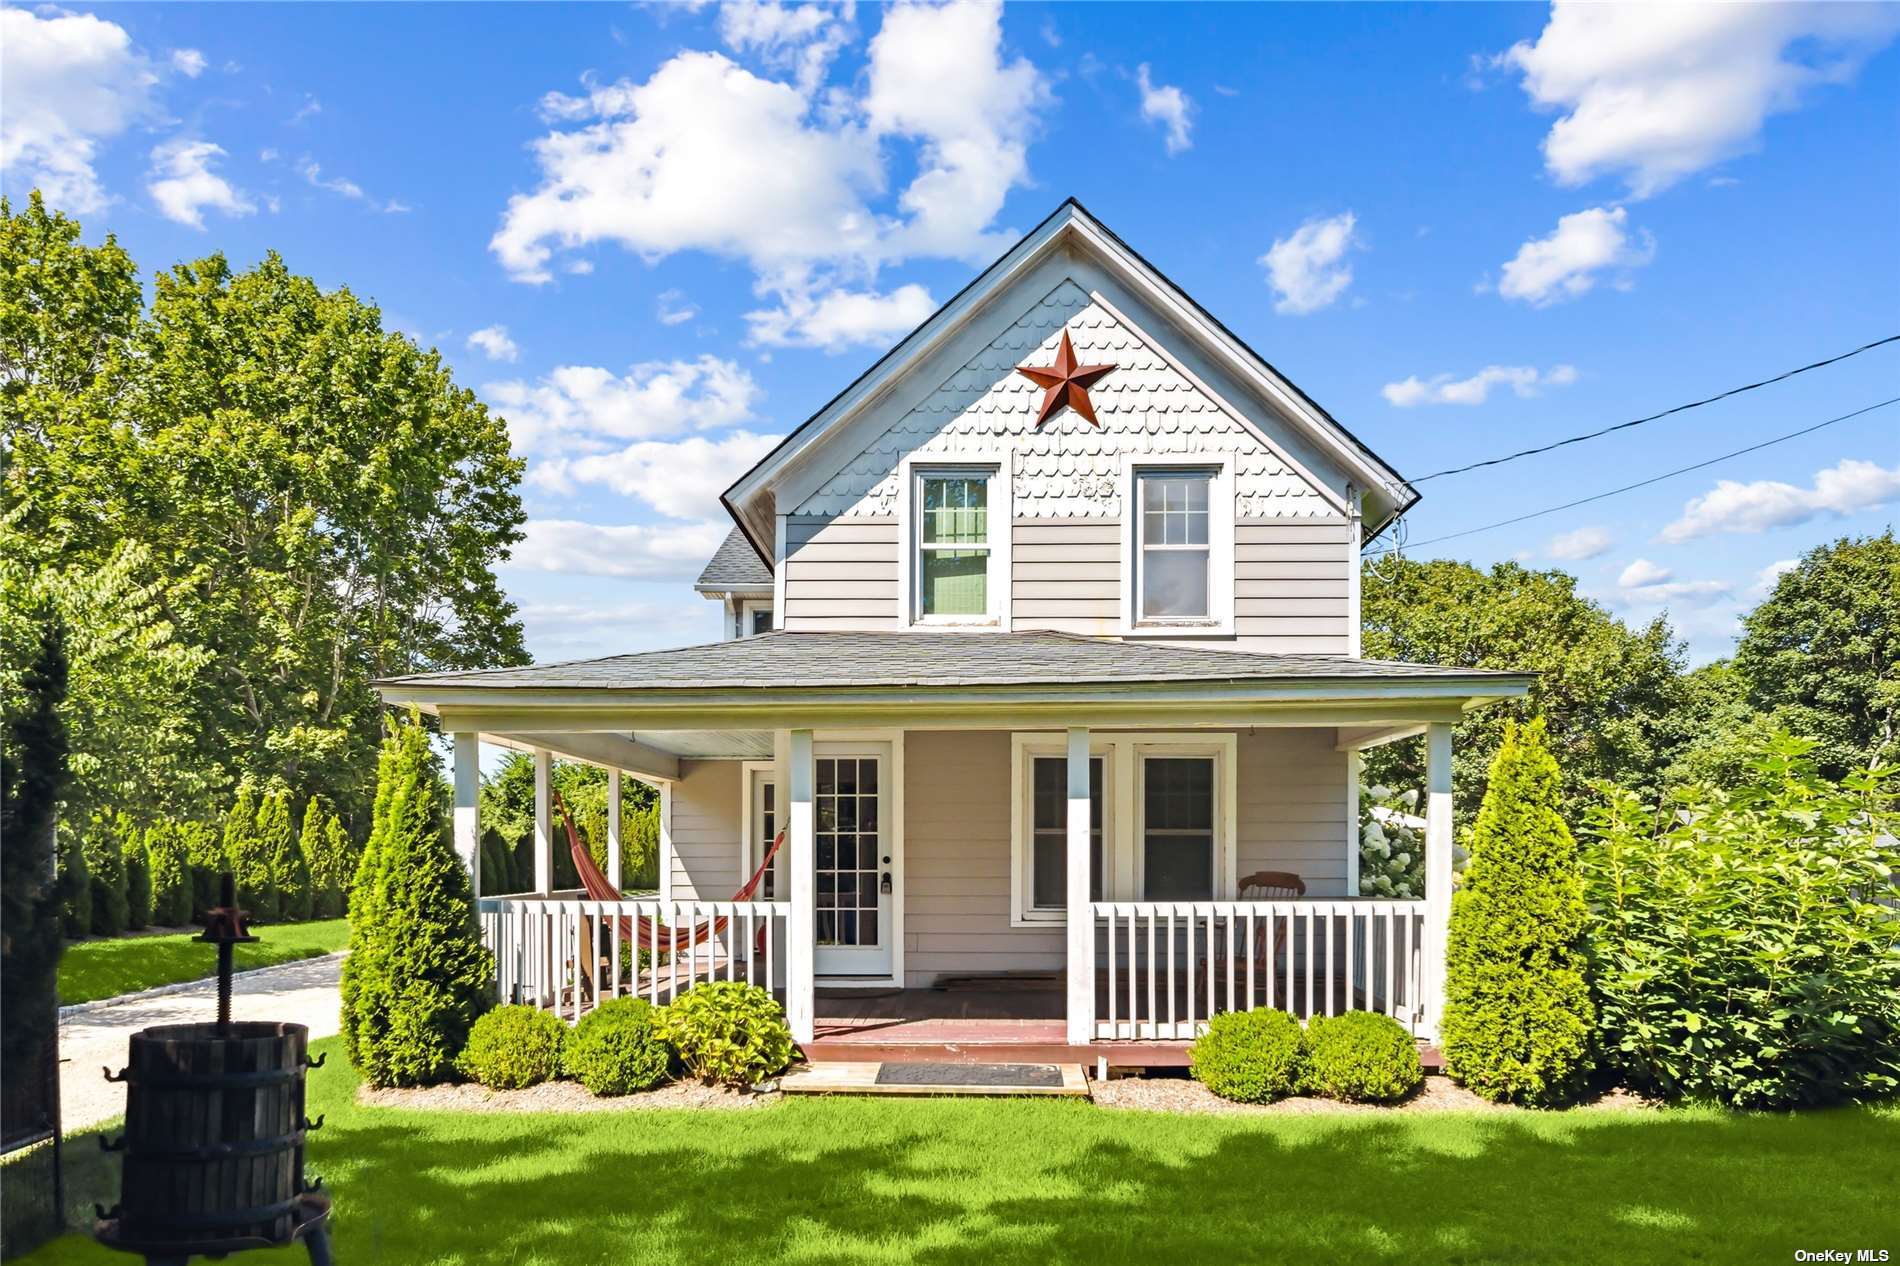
[377,200,1530,1066]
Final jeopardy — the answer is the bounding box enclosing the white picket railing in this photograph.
[477,897,788,1023]
[1088,900,1427,1040]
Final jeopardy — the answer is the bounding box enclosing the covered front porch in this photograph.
[376,630,1531,1059]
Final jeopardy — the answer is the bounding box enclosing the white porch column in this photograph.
[606,769,623,890]
[1420,721,1454,1040]
[786,729,816,1044]
[533,747,553,895]
[1065,727,1093,1046]
[452,732,481,896]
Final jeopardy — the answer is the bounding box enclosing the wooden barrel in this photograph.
[111,1020,314,1251]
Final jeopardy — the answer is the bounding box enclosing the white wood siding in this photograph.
[668,758,742,901]
[1011,520,1120,636]
[781,515,899,630]
[1236,728,1352,895]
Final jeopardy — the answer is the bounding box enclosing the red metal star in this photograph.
[1016,329,1116,427]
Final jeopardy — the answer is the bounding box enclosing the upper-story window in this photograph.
[1123,460,1233,636]
[916,469,996,622]
[736,598,773,638]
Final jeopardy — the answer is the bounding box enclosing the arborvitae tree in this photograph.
[83,812,130,936]
[341,714,494,1087]
[55,828,90,938]
[224,781,274,920]
[261,789,310,921]
[182,819,224,921]
[324,812,359,913]
[302,798,343,919]
[2,613,71,1064]
[478,826,516,896]
[1441,718,1595,1105]
[124,820,152,929]
[145,820,192,926]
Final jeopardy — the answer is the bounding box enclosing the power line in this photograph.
[1377,396,1900,553]
[1412,334,1900,483]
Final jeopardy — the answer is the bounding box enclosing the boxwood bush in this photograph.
[659,981,794,1087]
[458,1005,567,1089]
[1303,1010,1423,1103]
[1582,732,1900,1108]
[1189,1008,1306,1103]
[565,997,671,1096]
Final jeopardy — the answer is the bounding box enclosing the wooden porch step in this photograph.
[780,1060,1090,1098]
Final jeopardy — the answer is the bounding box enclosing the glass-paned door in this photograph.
[813,747,893,977]
[750,772,781,901]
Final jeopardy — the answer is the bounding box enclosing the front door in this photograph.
[812,745,894,978]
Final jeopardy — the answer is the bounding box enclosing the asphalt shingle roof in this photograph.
[693,528,773,591]
[380,630,1531,693]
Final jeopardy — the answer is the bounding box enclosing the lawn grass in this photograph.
[56,919,350,1004]
[22,1035,1900,1265]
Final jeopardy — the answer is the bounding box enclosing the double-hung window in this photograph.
[916,470,993,620]
[1029,755,1104,912]
[1139,471,1212,619]
[1141,755,1216,900]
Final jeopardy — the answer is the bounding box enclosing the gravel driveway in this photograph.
[58,953,345,1133]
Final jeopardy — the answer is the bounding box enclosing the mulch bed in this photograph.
[357,1078,779,1113]
[1090,1073,1660,1115]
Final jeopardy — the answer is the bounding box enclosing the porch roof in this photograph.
[379,630,1530,694]
[693,527,773,592]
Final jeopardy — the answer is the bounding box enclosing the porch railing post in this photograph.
[786,728,816,1045]
[1420,721,1454,1040]
[533,746,553,895]
[1065,726,1093,1045]
[606,769,623,892]
[452,732,481,898]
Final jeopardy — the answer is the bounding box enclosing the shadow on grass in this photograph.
[25,1042,1900,1266]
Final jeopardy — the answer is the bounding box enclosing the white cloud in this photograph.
[746,282,935,351]
[718,0,857,97]
[1136,63,1193,155]
[0,7,156,214]
[492,2,1044,348]
[1382,363,1577,407]
[171,48,207,78]
[288,96,321,125]
[146,139,254,229]
[508,519,732,580]
[1500,2,1900,197]
[1497,204,1653,305]
[1659,458,1900,543]
[1751,558,1799,597]
[1545,525,1612,561]
[529,430,783,520]
[466,325,519,363]
[1260,212,1359,315]
[656,289,699,326]
[1615,557,1731,605]
[485,354,762,454]
[297,159,406,213]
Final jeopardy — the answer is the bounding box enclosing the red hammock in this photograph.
[554,793,786,954]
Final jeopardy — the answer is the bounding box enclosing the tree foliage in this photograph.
[2,193,528,837]
[83,813,129,936]
[2,605,70,1063]
[1441,719,1595,1105]
[124,820,151,930]
[144,820,191,926]
[224,781,271,921]
[1360,557,1687,827]
[341,715,494,1088]
[261,789,310,922]
[479,752,659,893]
[303,797,346,919]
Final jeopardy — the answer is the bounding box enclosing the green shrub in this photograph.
[55,829,89,938]
[302,799,341,919]
[1442,718,1594,1106]
[324,813,359,914]
[144,821,191,926]
[457,1005,566,1089]
[479,827,517,896]
[83,813,129,936]
[341,714,494,1088]
[1189,1008,1307,1103]
[181,820,223,922]
[260,789,310,922]
[659,982,794,1087]
[225,782,273,921]
[565,997,671,1095]
[1303,1011,1423,1103]
[123,824,151,930]
[1583,733,1900,1108]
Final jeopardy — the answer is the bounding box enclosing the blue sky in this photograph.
[6,1,1897,665]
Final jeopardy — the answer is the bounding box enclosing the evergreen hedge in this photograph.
[182,819,223,922]
[56,829,89,938]
[3,614,70,1063]
[225,782,272,921]
[83,814,129,936]
[303,798,343,919]
[144,820,192,926]
[341,714,495,1087]
[261,789,310,921]
[124,822,152,930]
[324,812,357,913]
[1441,718,1595,1105]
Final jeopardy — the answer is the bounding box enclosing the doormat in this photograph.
[874,1062,1064,1088]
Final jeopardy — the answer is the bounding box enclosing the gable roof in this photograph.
[720,198,1418,569]
[380,630,1527,694]
[693,527,773,592]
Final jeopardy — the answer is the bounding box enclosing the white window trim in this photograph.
[896,452,1013,630]
[1120,455,1235,637]
[1008,731,1237,926]
[738,760,783,898]
[738,597,774,638]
